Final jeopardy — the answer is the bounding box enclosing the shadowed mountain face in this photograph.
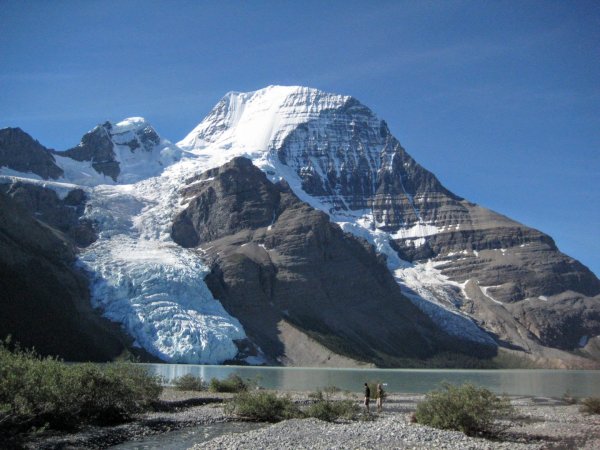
[0,189,141,361]
[0,128,63,179]
[172,157,497,366]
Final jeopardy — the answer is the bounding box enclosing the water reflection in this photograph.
[143,364,600,398]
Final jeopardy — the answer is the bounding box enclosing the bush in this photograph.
[173,374,205,391]
[304,387,359,422]
[208,374,248,393]
[225,391,300,422]
[580,397,600,415]
[414,383,514,437]
[305,398,358,422]
[0,339,162,439]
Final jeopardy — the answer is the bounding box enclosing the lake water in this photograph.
[143,364,600,398]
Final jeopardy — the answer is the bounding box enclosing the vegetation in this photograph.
[208,373,248,393]
[224,391,300,422]
[173,373,206,391]
[414,383,515,437]
[0,339,162,443]
[305,388,358,422]
[580,397,600,415]
[226,386,359,423]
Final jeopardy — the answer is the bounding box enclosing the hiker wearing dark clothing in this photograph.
[364,382,370,412]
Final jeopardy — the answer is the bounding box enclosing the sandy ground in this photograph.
[27,389,600,449]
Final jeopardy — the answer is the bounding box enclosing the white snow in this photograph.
[53,118,184,186]
[480,285,504,304]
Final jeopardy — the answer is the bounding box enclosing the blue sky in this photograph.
[1,0,599,275]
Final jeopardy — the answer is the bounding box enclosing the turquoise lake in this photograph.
[143,364,600,398]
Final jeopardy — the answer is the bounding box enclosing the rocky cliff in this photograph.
[0,127,63,179]
[172,157,496,366]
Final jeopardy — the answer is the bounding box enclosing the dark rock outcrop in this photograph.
[0,190,140,361]
[0,127,63,179]
[172,157,496,366]
[0,181,97,247]
[58,122,120,180]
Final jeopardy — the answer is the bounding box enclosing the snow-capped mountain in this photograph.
[1,85,599,367]
[54,117,183,185]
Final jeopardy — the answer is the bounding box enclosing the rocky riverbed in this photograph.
[28,389,600,449]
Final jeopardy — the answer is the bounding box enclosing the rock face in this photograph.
[0,181,96,247]
[172,157,496,365]
[59,122,120,180]
[273,96,600,352]
[56,118,180,183]
[179,86,600,361]
[0,127,63,179]
[0,190,138,361]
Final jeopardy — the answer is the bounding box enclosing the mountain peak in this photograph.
[178,85,354,152]
[54,117,181,184]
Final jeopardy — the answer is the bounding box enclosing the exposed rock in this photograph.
[0,127,63,179]
[172,157,496,366]
[58,123,120,180]
[0,181,97,247]
[0,190,142,361]
[270,92,600,354]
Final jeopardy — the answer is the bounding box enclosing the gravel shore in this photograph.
[190,392,600,450]
[28,390,600,449]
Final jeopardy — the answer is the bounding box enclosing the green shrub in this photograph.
[305,398,358,422]
[580,397,600,415]
[414,383,514,437]
[173,374,206,391]
[208,374,248,393]
[304,387,359,422]
[225,391,300,422]
[0,339,162,439]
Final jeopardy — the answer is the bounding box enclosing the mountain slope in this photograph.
[0,128,63,179]
[179,85,600,363]
[171,157,496,366]
[0,85,598,367]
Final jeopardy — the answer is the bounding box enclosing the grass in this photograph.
[0,338,162,444]
[414,382,515,437]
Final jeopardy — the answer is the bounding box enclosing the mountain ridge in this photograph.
[0,85,598,367]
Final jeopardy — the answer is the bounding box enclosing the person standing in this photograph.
[363,382,370,412]
[376,383,384,412]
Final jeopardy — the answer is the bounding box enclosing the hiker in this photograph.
[376,383,384,412]
[364,382,370,412]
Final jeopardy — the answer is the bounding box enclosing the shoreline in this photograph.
[27,389,600,449]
